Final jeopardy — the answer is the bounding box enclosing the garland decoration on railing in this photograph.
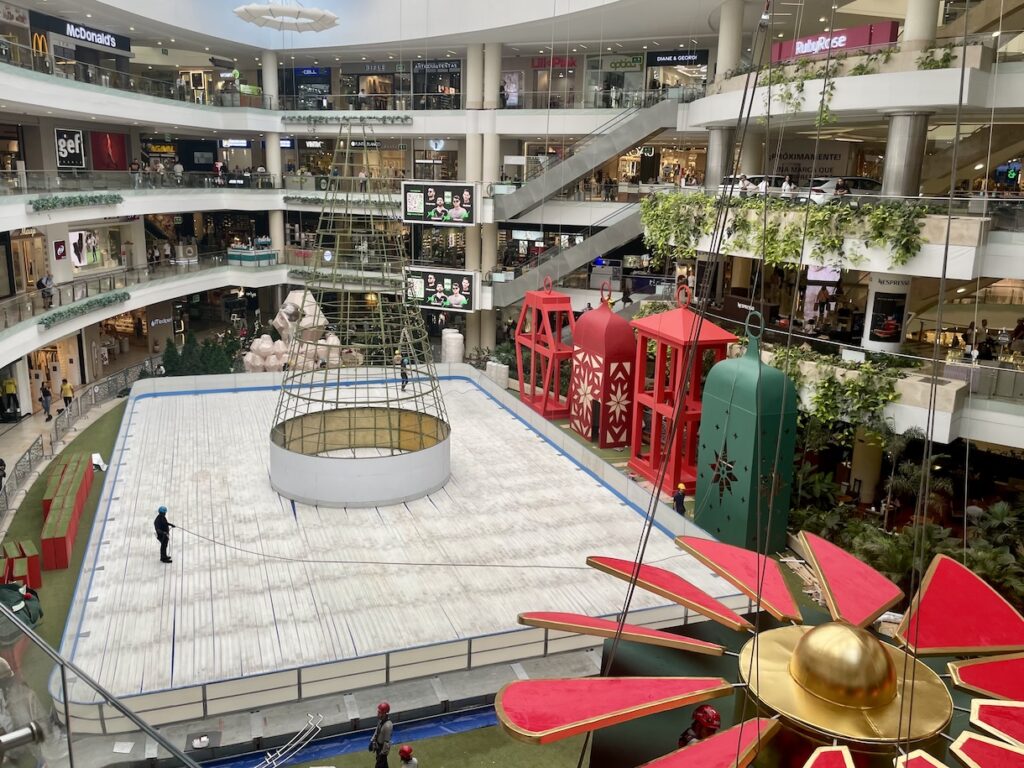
[29,193,124,212]
[281,114,413,125]
[283,194,399,208]
[640,192,927,271]
[38,291,130,330]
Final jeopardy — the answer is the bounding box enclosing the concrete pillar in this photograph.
[261,50,279,108]
[903,0,940,49]
[39,223,73,284]
[483,43,502,110]
[716,0,745,81]
[705,126,736,191]
[265,131,282,188]
[465,44,484,110]
[465,133,482,184]
[881,113,930,198]
[482,133,500,185]
[862,273,911,352]
[126,218,148,271]
[738,129,763,176]
[850,428,884,505]
[481,222,498,347]
[269,209,285,256]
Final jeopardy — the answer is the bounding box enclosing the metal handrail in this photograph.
[0,435,43,516]
[0,601,201,767]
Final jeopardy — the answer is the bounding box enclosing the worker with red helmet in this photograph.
[398,744,417,767]
[678,704,720,747]
[368,701,393,767]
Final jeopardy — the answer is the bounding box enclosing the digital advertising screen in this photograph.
[402,181,476,227]
[406,267,476,313]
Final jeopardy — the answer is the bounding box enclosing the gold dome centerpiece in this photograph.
[739,623,952,748]
[789,622,898,709]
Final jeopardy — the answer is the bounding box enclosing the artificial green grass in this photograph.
[2,402,127,704]
[289,727,587,768]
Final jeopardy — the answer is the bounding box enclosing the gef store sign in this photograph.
[55,128,85,169]
[771,21,898,62]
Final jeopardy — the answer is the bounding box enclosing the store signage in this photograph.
[0,2,28,28]
[512,229,544,241]
[304,139,325,148]
[402,181,476,227]
[279,138,294,148]
[406,267,476,314]
[281,114,413,125]
[413,60,461,73]
[604,54,644,71]
[150,317,173,327]
[624,145,656,158]
[145,142,177,155]
[30,32,46,55]
[54,128,85,169]
[29,11,130,52]
[337,61,407,74]
[348,139,381,148]
[771,21,898,62]
[220,139,251,148]
[53,240,66,261]
[531,56,577,69]
[646,50,709,67]
[296,67,328,76]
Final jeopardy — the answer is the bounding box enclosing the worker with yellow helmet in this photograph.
[673,482,687,516]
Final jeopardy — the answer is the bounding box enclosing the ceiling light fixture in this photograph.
[234,3,338,32]
[85,12,92,17]
[974,163,985,170]
[129,26,135,31]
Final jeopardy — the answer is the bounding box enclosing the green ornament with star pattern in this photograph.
[694,316,798,553]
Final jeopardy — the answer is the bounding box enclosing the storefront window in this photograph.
[413,61,461,109]
[584,53,645,108]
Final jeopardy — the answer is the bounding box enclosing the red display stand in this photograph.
[627,291,736,496]
[568,290,636,448]
[515,281,576,420]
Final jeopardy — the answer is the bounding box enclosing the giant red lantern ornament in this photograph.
[627,289,736,496]
[567,286,637,448]
[514,279,576,420]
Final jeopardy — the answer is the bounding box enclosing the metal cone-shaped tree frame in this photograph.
[268,123,451,507]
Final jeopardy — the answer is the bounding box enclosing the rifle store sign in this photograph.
[54,128,85,169]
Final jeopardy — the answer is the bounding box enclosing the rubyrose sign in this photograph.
[770,21,899,63]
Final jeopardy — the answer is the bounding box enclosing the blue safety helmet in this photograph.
[158,506,167,514]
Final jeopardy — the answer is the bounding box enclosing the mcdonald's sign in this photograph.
[30,32,47,56]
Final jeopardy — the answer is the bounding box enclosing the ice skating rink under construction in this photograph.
[58,367,747,732]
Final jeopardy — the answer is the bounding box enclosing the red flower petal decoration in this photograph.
[675,536,802,623]
[518,612,725,656]
[972,700,1024,748]
[952,732,1024,768]
[950,653,1024,701]
[802,746,854,768]
[896,749,951,768]
[799,531,903,627]
[636,718,780,768]
[898,555,1024,655]
[587,555,753,631]
[496,676,732,744]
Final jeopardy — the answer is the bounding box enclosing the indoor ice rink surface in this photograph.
[63,378,735,700]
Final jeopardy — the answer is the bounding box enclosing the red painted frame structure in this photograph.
[515,284,576,419]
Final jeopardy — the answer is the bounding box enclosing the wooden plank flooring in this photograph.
[65,381,736,700]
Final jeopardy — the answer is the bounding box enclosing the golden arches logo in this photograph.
[31,32,47,56]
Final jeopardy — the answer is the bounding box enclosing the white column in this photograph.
[265,131,282,188]
[39,223,73,284]
[269,209,285,256]
[482,133,500,185]
[126,218,148,271]
[862,273,911,352]
[483,43,502,109]
[716,0,745,81]
[465,44,484,110]
[262,50,279,108]
[903,0,940,49]
[738,129,763,176]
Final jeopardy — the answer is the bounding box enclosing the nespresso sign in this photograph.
[29,11,130,52]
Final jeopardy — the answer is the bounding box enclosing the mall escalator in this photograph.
[492,205,642,306]
[921,125,1024,194]
[493,97,679,221]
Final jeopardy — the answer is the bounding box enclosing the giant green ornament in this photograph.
[694,315,798,553]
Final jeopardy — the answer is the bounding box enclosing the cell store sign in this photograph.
[402,181,476,227]
[406,267,476,313]
[54,128,85,169]
[771,21,899,62]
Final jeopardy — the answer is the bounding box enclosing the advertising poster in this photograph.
[868,291,907,342]
[501,71,522,107]
[402,181,476,227]
[68,230,100,267]
[406,267,475,313]
[89,131,128,171]
[54,128,85,169]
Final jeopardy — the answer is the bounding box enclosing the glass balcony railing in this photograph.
[0,39,704,112]
[0,601,198,765]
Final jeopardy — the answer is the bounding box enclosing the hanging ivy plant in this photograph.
[639,192,719,269]
[38,291,130,329]
[30,194,123,212]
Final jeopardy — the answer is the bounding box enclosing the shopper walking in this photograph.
[38,271,54,309]
[154,506,175,563]
[129,158,141,189]
[39,382,52,422]
[673,482,687,516]
[59,378,73,411]
[368,702,393,768]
